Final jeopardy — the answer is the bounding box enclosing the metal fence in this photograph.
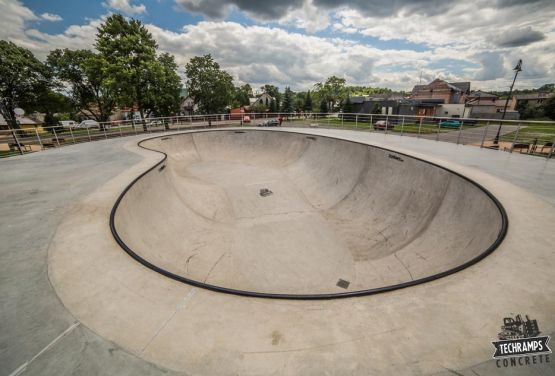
[1,112,554,159]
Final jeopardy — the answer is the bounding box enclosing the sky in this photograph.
[1,0,554,92]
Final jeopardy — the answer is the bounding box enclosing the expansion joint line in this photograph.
[8,321,80,376]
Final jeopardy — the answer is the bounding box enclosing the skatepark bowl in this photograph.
[111,129,507,299]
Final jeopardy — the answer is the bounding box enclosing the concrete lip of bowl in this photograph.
[110,129,507,299]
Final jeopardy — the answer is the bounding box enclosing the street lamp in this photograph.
[493,59,522,145]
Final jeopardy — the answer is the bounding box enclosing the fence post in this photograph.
[385,114,389,135]
[355,114,358,128]
[548,139,555,159]
[417,117,423,138]
[480,121,489,148]
[370,115,373,132]
[34,127,43,150]
[68,126,76,144]
[12,130,24,155]
[53,128,60,146]
[118,123,123,137]
[456,120,464,145]
[86,126,91,141]
[400,116,405,136]
[103,124,108,139]
[509,123,521,153]
[436,118,441,141]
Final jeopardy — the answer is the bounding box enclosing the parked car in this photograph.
[147,119,164,126]
[78,120,100,129]
[373,120,394,130]
[438,120,461,129]
[258,119,280,127]
[59,120,78,128]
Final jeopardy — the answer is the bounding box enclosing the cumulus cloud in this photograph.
[472,52,506,81]
[103,0,146,15]
[174,0,303,20]
[0,0,553,91]
[492,27,546,47]
[40,13,63,22]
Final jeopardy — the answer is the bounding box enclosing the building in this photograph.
[411,79,471,105]
[510,92,551,111]
[0,114,44,133]
[465,91,519,120]
[249,93,274,107]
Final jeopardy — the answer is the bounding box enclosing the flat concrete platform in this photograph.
[1,128,554,375]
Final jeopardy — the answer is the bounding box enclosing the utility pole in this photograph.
[493,59,522,145]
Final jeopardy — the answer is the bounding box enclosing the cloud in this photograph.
[492,27,546,47]
[174,0,303,20]
[103,0,146,15]
[40,13,63,22]
[472,52,506,81]
[0,0,553,92]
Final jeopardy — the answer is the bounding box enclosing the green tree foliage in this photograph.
[319,99,327,113]
[250,102,267,113]
[303,90,313,111]
[282,86,293,113]
[185,54,234,114]
[261,84,281,111]
[314,76,347,111]
[269,98,276,112]
[233,84,253,107]
[96,14,182,126]
[0,40,51,128]
[28,89,73,128]
[148,53,182,119]
[516,101,544,120]
[541,94,555,120]
[47,48,116,121]
[342,96,353,113]
[538,84,555,93]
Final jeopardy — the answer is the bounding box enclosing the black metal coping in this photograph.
[109,128,508,300]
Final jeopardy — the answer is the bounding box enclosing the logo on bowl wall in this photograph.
[492,314,551,368]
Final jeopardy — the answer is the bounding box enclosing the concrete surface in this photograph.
[113,130,505,295]
[0,138,182,376]
[1,127,554,375]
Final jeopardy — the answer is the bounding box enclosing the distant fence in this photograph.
[1,112,554,159]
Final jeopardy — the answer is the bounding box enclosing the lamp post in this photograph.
[493,59,522,145]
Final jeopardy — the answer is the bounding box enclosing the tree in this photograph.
[0,40,51,129]
[538,84,555,93]
[148,53,182,125]
[27,89,73,129]
[342,96,353,113]
[282,86,293,113]
[542,94,555,120]
[269,98,276,112]
[233,83,253,107]
[516,101,543,120]
[315,76,347,111]
[261,84,281,111]
[95,14,158,128]
[304,90,313,111]
[319,99,327,113]
[47,48,116,122]
[185,54,234,114]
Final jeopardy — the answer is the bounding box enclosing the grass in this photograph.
[500,122,555,144]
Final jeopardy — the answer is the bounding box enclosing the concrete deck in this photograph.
[1,127,554,375]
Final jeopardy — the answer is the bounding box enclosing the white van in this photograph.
[79,120,100,129]
[59,120,78,128]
